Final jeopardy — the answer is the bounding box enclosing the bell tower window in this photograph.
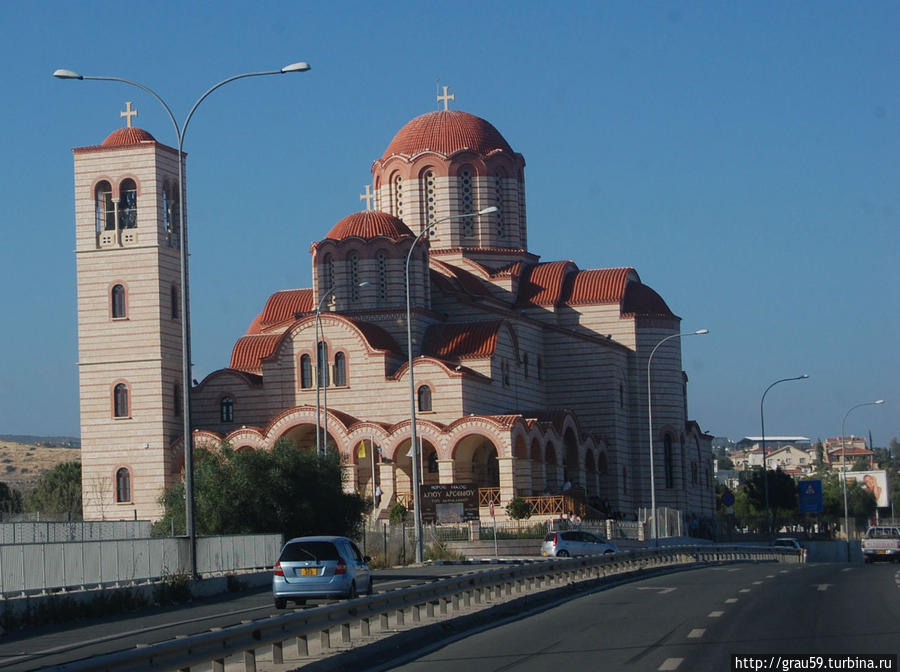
[392,175,403,219]
[349,253,360,302]
[118,179,137,229]
[423,170,437,234]
[111,284,126,319]
[116,467,132,503]
[494,171,505,239]
[113,383,130,418]
[460,168,475,236]
[95,181,114,233]
[377,252,388,302]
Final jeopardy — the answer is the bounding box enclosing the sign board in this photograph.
[419,483,479,523]
[841,470,890,508]
[721,491,735,507]
[798,479,823,513]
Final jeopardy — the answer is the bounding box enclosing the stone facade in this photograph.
[72,103,715,526]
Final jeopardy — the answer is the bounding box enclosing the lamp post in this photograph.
[55,62,311,578]
[647,329,708,543]
[406,206,498,563]
[841,399,884,560]
[759,374,808,538]
[315,282,370,456]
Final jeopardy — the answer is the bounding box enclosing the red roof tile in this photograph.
[563,268,635,305]
[255,289,314,332]
[230,334,282,375]
[325,211,414,241]
[517,261,577,306]
[382,110,513,159]
[422,321,502,359]
[101,127,156,146]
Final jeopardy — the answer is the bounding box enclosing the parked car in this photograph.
[273,536,373,609]
[772,537,802,551]
[541,530,617,557]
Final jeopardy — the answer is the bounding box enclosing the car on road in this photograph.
[273,535,373,609]
[541,530,617,557]
[772,537,802,551]
[861,526,900,563]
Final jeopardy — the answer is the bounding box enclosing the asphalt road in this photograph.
[0,564,487,671]
[385,562,900,672]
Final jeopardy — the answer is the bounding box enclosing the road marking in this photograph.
[659,658,683,670]
[739,588,751,593]
[766,575,775,578]
[752,581,763,585]
[728,568,741,572]
[725,598,738,603]
[842,568,854,572]
[779,570,790,574]
[813,584,832,592]
[637,587,677,594]
[687,628,706,639]
[708,610,724,618]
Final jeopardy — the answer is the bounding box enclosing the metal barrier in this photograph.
[0,534,281,597]
[58,545,798,672]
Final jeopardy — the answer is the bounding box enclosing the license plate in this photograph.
[876,550,887,555]
[300,567,317,576]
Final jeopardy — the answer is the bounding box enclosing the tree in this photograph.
[505,497,532,520]
[23,461,82,516]
[743,467,797,533]
[716,456,734,470]
[0,481,23,515]
[154,439,366,539]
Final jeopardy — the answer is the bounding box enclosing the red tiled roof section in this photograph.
[621,281,676,318]
[230,334,282,375]
[563,268,635,305]
[255,289,314,333]
[382,111,513,159]
[101,127,156,147]
[326,211,414,241]
[517,261,577,306]
[423,321,502,360]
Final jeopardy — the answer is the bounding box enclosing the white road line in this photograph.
[752,581,763,585]
[779,570,790,574]
[813,584,832,592]
[739,588,751,593]
[687,628,706,639]
[725,598,738,603]
[708,610,724,618]
[766,575,775,578]
[659,658,683,670]
[842,568,854,572]
[728,568,741,572]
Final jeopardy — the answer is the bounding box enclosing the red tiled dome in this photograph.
[102,127,156,147]
[382,110,513,159]
[326,211,413,241]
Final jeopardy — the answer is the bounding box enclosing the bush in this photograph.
[389,502,408,525]
[505,497,532,520]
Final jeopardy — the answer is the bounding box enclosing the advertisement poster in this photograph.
[843,470,890,508]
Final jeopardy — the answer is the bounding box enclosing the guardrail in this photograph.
[55,544,797,672]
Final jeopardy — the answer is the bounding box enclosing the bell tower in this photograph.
[73,104,183,521]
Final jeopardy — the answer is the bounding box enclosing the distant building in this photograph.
[824,437,873,470]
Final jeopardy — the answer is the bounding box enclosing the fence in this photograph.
[57,544,800,672]
[0,520,152,544]
[0,534,281,597]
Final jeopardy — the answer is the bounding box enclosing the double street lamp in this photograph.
[55,63,311,578]
[759,374,808,537]
[315,282,370,456]
[647,329,708,543]
[405,206,498,563]
[840,399,884,559]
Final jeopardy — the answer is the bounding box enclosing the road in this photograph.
[0,564,486,671]
[386,563,900,672]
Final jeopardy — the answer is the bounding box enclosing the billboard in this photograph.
[419,483,480,523]
[798,480,823,513]
[842,470,890,508]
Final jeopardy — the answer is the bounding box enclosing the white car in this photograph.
[541,530,617,557]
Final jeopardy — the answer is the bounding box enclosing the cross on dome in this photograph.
[437,85,454,111]
[359,184,375,211]
[120,101,138,128]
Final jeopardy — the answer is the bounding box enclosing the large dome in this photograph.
[325,211,414,241]
[101,127,156,147]
[381,110,513,159]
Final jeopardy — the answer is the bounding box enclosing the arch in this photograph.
[354,438,381,499]
[530,437,544,494]
[95,180,114,233]
[111,283,127,319]
[451,433,499,489]
[278,423,318,454]
[118,178,137,229]
[115,466,132,503]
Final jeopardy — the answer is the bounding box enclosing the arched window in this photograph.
[220,396,234,422]
[113,383,129,418]
[171,285,179,319]
[459,167,475,235]
[376,252,388,302]
[333,352,347,386]
[349,253,360,302]
[111,284,126,318]
[422,169,437,233]
[95,181,114,233]
[317,341,329,387]
[116,467,131,503]
[164,183,180,235]
[493,171,505,238]
[392,174,403,218]
[417,385,432,412]
[173,384,182,417]
[664,435,674,488]
[321,254,335,296]
[300,354,313,389]
[118,178,137,229]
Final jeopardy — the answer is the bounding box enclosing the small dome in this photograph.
[381,110,513,159]
[325,211,413,241]
[102,127,156,147]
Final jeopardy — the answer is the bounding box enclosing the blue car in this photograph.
[273,536,373,609]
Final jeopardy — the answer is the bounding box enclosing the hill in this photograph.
[0,436,81,494]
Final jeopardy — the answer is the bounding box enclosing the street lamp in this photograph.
[55,62,310,578]
[759,374,808,538]
[315,282,370,456]
[841,399,884,560]
[406,206,498,563]
[647,329,708,543]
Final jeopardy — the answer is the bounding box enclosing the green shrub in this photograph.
[505,497,532,520]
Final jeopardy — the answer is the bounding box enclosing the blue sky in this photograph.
[0,1,896,445]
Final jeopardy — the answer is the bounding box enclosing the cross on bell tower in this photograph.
[120,101,138,128]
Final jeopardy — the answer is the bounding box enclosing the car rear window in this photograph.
[543,533,556,542]
[280,541,340,562]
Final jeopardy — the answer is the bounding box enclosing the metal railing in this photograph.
[59,545,798,672]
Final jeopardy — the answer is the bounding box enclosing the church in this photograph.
[70,90,715,527]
